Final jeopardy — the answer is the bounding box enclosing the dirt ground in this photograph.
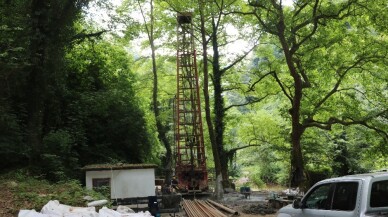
[1,180,282,217]
[219,191,279,217]
[0,181,18,217]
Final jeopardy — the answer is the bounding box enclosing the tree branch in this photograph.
[294,58,311,88]
[247,71,274,92]
[226,144,261,154]
[312,54,383,115]
[293,1,309,18]
[70,30,107,43]
[220,42,257,74]
[225,136,275,156]
[272,71,293,103]
[223,94,271,112]
[291,0,357,54]
[303,110,388,140]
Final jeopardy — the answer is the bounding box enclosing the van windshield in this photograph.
[370,180,388,207]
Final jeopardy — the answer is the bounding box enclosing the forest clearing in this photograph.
[1,0,388,216]
[1,171,281,216]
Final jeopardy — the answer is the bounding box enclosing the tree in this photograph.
[0,0,30,171]
[245,0,388,186]
[229,108,289,185]
[96,0,174,181]
[163,0,266,194]
[0,0,90,173]
[196,0,224,198]
[135,0,174,185]
[0,0,157,179]
[201,0,262,189]
[65,38,154,163]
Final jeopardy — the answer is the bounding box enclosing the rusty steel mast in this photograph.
[174,12,208,192]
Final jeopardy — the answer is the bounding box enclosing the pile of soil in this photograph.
[220,191,280,216]
[240,203,277,215]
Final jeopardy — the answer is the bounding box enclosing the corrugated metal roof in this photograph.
[81,163,158,171]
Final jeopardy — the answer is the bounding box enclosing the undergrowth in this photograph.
[1,169,109,211]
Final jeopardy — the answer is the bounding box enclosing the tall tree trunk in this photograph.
[210,17,229,187]
[277,17,306,187]
[27,0,48,170]
[139,0,173,184]
[151,41,172,184]
[199,1,223,199]
[290,120,305,187]
[152,53,173,184]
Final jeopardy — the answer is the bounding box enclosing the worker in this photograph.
[171,176,178,190]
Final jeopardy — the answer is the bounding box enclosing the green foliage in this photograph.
[1,170,109,211]
[1,0,388,193]
[244,0,388,186]
[64,40,154,166]
[93,186,111,199]
[39,130,77,181]
[305,166,332,188]
[250,171,265,189]
[0,0,158,181]
[227,107,290,185]
[0,1,30,172]
[0,100,26,171]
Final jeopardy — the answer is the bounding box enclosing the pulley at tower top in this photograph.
[177,12,192,24]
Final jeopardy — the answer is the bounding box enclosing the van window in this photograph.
[305,184,331,209]
[332,182,358,211]
[370,180,388,207]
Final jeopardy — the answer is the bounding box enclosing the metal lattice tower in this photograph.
[174,12,208,191]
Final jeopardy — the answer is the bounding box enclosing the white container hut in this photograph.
[83,163,157,200]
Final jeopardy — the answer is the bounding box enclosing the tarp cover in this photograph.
[18,200,153,217]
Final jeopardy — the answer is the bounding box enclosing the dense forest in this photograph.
[1,0,387,194]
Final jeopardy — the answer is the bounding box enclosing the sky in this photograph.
[87,0,294,29]
[86,0,295,57]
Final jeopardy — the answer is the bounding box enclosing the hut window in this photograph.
[92,178,110,197]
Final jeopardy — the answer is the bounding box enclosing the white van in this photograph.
[277,172,388,217]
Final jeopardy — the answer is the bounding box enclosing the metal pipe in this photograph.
[207,199,239,215]
[183,199,230,217]
[197,200,227,217]
[195,200,216,217]
[184,200,195,217]
[183,199,206,217]
[183,199,198,217]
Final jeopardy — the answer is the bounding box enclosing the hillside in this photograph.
[0,170,107,217]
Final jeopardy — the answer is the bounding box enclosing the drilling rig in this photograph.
[173,12,208,193]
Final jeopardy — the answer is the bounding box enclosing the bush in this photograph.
[1,170,109,211]
[251,172,265,189]
[306,167,332,188]
[40,130,79,182]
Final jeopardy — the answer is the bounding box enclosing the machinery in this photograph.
[173,12,208,192]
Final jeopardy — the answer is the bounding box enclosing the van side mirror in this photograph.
[292,198,302,209]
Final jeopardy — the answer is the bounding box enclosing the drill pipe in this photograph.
[182,199,228,217]
[207,199,239,215]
